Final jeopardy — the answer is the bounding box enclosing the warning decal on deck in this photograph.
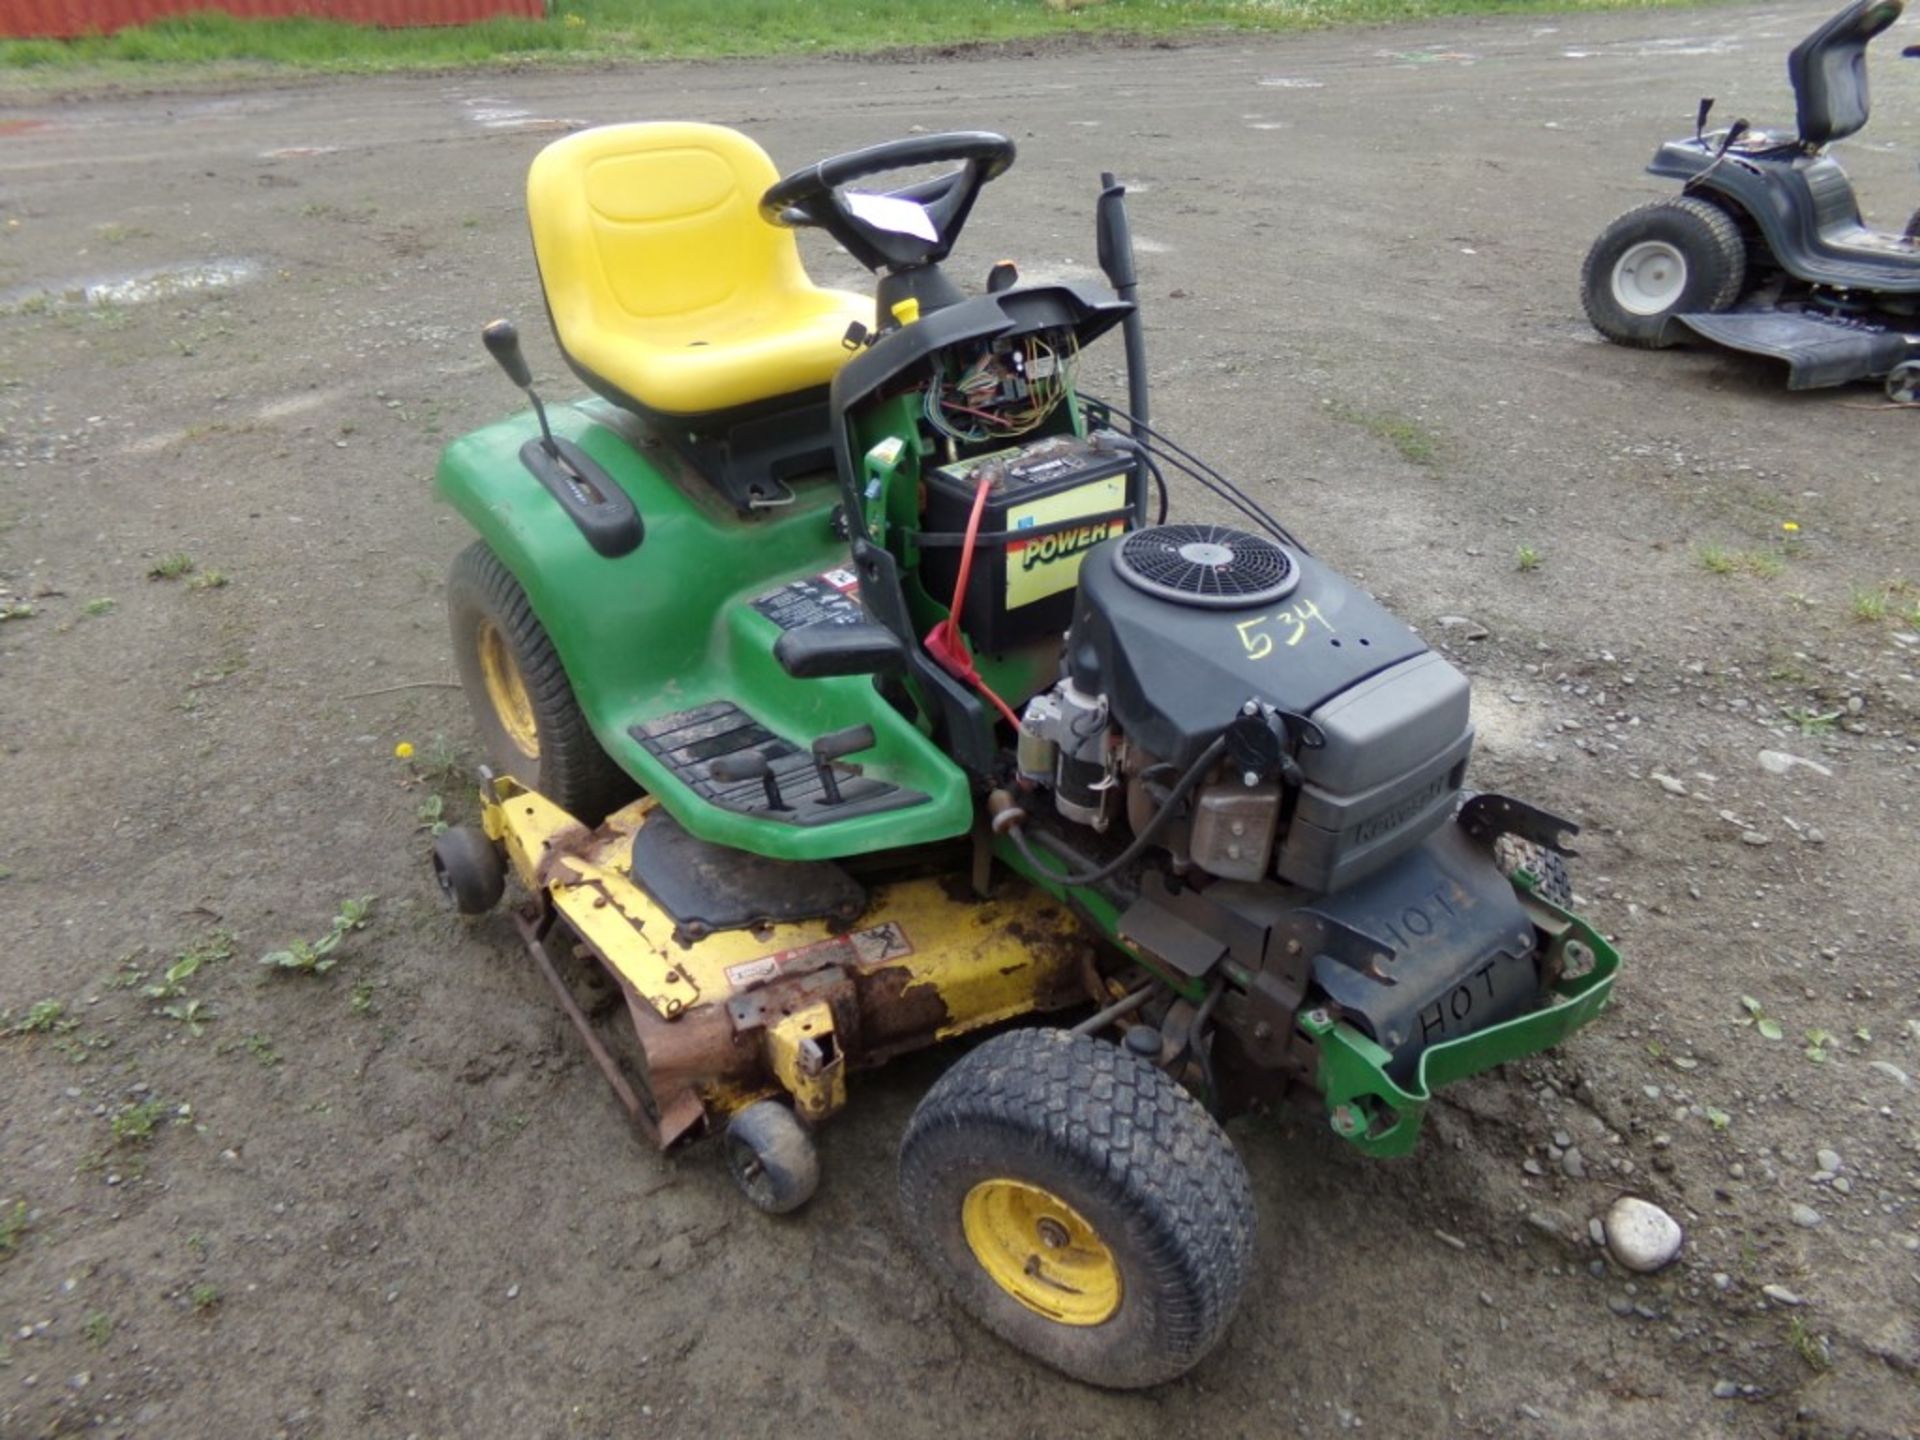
[724,921,915,991]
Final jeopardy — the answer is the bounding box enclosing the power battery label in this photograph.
[750,568,863,631]
[1004,477,1129,609]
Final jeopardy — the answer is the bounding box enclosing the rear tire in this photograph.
[1581,197,1747,348]
[446,541,637,824]
[898,1028,1254,1390]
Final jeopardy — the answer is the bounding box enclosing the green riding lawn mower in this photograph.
[426,122,1620,1388]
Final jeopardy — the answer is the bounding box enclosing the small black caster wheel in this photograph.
[431,824,505,915]
[1887,361,1920,406]
[724,1100,819,1215]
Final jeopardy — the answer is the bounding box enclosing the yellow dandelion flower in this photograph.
[394,741,415,760]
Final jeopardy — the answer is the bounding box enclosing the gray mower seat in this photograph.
[1788,0,1904,146]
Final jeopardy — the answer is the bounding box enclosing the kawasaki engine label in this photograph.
[1004,476,1128,609]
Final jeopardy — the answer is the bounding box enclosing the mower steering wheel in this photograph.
[760,132,1016,273]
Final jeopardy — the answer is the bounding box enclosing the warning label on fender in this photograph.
[750,568,863,632]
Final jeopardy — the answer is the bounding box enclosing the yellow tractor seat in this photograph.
[527,122,873,419]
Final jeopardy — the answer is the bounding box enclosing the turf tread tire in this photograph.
[1494,834,1575,909]
[1580,196,1747,348]
[447,541,636,825]
[898,1027,1254,1390]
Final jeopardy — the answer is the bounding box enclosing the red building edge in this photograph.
[1,0,548,41]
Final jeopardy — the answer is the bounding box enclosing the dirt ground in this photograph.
[3,3,1918,1436]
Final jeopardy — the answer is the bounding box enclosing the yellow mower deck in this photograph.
[482,777,1091,1146]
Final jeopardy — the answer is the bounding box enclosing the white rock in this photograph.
[1603,1195,1684,1273]
[1758,750,1834,778]
[1762,1284,1804,1306]
[1816,1148,1842,1174]
[1652,772,1687,796]
[1868,1061,1911,1088]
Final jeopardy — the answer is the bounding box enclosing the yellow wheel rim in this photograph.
[961,1178,1121,1326]
[476,619,538,759]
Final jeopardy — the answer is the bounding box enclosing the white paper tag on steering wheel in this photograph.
[844,190,937,243]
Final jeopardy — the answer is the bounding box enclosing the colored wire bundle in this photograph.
[925,334,1076,443]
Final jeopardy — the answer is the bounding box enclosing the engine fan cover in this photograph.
[1113,523,1298,609]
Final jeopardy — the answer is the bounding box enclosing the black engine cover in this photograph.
[1066,539,1430,768]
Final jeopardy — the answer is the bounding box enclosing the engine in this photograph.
[1019,523,1475,895]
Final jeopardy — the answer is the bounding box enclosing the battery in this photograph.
[921,434,1135,654]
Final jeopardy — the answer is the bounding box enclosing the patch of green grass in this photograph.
[0,601,35,621]
[188,1282,221,1313]
[82,597,116,617]
[0,1201,29,1259]
[82,1311,113,1346]
[1515,545,1542,573]
[1849,587,1888,622]
[1326,400,1441,468]
[0,1,1718,78]
[243,1032,281,1067]
[147,553,195,581]
[1788,1315,1830,1372]
[1695,543,1782,578]
[1697,543,1736,575]
[110,1097,170,1146]
[1787,707,1841,737]
[188,569,229,592]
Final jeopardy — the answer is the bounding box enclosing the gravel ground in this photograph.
[2,4,1917,1436]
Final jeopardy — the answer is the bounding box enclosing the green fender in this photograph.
[434,398,973,861]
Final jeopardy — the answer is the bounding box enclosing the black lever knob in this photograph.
[482,318,534,390]
[810,725,876,809]
[710,750,787,812]
[812,725,876,764]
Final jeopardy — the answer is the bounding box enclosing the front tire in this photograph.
[446,541,637,824]
[898,1028,1255,1390]
[1581,197,1747,348]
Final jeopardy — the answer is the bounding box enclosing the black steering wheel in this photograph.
[760,132,1016,273]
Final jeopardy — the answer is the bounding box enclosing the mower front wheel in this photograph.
[898,1027,1255,1390]
[431,824,505,915]
[725,1100,820,1215]
[1887,360,1920,406]
[1581,197,1747,348]
[446,542,637,824]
